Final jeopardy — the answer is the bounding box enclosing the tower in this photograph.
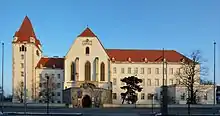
[12,16,42,103]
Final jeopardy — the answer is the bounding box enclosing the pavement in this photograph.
[0,107,220,116]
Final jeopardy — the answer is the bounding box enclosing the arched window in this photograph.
[36,50,39,56]
[100,62,105,81]
[71,62,75,81]
[75,58,79,81]
[20,45,27,52]
[85,61,91,81]
[85,47,90,55]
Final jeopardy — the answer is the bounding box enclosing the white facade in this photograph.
[12,16,211,105]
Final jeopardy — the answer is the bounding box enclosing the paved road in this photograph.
[1,107,220,115]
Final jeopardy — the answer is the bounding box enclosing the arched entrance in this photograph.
[82,95,92,108]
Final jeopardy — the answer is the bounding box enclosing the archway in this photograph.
[82,95,92,108]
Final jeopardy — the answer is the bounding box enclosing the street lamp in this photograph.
[213,41,216,105]
[46,75,49,114]
[1,42,4,113]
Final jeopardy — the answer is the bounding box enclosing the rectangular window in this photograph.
[141,93,145,100]
[155,68,159,74]
[121,68,125,74]
[147,68,151,74]
[147,93,153,100]
[169,68,173,74]
[57,92,61,96]
[113,78,117,85]
[147,79,151,86]
[57,74,60,79]
[128,67,131,74]
[21,63,24,68]
[134,67,138,74]
[21,54,24,60]
[141,79,145,86]
[155,79,159,86]
[141,68,144,74]
[164,68,167,74]
[57,83,61,88]
[176,79,180,85]
[177,68,180,73]
[39,74,42,78]
[169,79,173,85]
[51,74,55,79]
[112,93,117,99]
[113,67,117,74]
[39,83,42,88]
[21,71,24,77]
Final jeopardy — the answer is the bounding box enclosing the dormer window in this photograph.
[85,47,90,55]
[181,58,185,63]
[112,57,115,62]
[30,37,35,43]
[128,57,131,62]
[144,58,148,63]
[52,64,56,69]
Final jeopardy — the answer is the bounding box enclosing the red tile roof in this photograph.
[106,49,188,62]
[13,16,41,49]
[36,57,64,69]
[78,27,97,37]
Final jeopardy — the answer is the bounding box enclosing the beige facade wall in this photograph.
[12,38,42,103]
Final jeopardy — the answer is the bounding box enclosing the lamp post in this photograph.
[214,41,216,105]
[1,42,4,113]
[23,43,27,114]
[46,75,49,114]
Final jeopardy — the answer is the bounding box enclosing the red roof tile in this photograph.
[78,27,97,37]
[13,16,41,48]
[36,57,64,69]
[106,49,188,62]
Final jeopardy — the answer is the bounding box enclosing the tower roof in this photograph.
[78,27,97,37]
[13,16,41,48]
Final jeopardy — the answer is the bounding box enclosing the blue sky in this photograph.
[0,0,219,95]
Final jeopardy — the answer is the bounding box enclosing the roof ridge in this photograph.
[78,27,97,37]
[106,48,175,51]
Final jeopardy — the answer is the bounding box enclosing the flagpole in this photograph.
[213,41,216,105]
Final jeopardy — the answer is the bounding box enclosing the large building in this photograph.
[12,16,214,106]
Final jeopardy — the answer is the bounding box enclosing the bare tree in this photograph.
[37,75,57,103]
[175,50,208,104]
[14,81,24,103]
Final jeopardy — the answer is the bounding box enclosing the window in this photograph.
[71,62,75,81]
[176,79,180,85]
[85,47,90,55]
[112,93,117,99]
[121,68,125,74]
[113,78,117,85]
[121,81,124,85]
[85,61,91,81]
[21,71,24,77]
[57,83,61,88]
[51,74,55,79]
[141,93,145,100]
[39,74,42,78]
[181,93,185,100]
[155,79,159,86]
[113,67,117,74]
[141,79,145,86]
[52,92,55,96]
[134,67,138,74]
[36,50,39,56]
[20,45,27,52]
[146,68,151,74]
[164,68,167,74]
[177,68,180,73]
[169,68,173,74]
[39,83,42,87]
[21,63,24,68]
[45,73,48,78]
[128,67,131,74]
[100,62,105,81]
[169,79,173,85]
[147,79,151,86]
[141,68,144,74]
[21,54,24,60]
[57,74,60,79]
[147,93,153,100]
[155,68,159,74]
[57,92,61,96]
[204,93,207,100]
[57,101,61,103]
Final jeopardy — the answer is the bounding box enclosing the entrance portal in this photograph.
[82,95,92,108]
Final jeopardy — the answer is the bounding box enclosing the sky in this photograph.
[0,0,219,95]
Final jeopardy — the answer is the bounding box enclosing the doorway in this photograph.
[82,95,92,108]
